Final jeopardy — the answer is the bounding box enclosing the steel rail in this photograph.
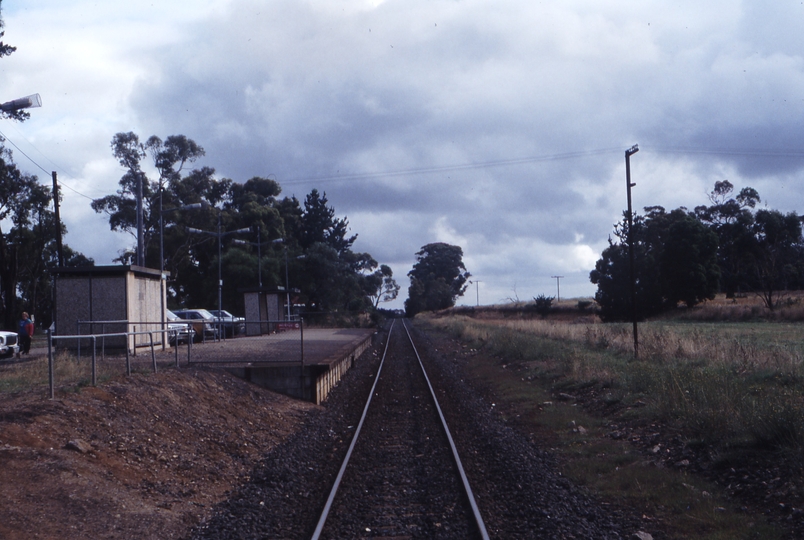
[401,319,490,540]
[310,319,397,540]
[311,319,489,540]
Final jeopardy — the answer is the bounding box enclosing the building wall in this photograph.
[127,272,165,348]
[243,291,286,335]
[54,266,164,351]
[54,277,93,336]
[244,292,262,336]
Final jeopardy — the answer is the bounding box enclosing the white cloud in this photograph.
[3,0,804,308]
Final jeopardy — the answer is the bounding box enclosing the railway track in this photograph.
[311,319,489,539]
[190,319,639,539]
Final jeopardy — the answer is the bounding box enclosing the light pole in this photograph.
[188,215,250,339]
[232,225,265,288]
[271,238,292,320]
[625,144,639,359]
[159,201,205,347]
[469,280,482,306]
[160,202,207,276]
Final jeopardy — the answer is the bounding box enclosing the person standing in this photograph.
[18,312,33,357]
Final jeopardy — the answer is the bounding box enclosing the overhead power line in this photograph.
[0,125,95,201]
[280,145,804,186]
[281,147,624,185]
[648,146,804,158]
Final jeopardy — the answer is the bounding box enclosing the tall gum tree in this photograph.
[406,243,470,317]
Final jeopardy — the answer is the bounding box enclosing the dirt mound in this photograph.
[0,367,316,540]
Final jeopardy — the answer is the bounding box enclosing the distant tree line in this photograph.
[91,132,399,320]
[590,180,804,321]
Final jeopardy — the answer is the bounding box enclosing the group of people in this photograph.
[17,311,33,358]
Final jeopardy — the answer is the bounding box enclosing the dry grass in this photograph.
[0,349,181,395]
[418,314,787,539]
[423,310,804,449]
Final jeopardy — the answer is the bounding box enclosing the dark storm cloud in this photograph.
[5,0,804,306]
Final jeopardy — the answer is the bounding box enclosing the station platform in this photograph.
[187,328,376,404]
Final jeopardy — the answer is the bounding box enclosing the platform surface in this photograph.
[186,328,375,367]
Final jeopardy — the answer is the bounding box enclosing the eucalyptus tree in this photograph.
[590,207,719,321]
[406,243,470,317]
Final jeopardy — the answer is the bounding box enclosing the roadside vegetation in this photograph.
[417,298,804,538]
[429,313,804,449]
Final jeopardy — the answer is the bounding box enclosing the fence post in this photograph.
[48,330,54,400]
[133,325,137,356]
[187,330,192,365]
[91,336,97,387]
[150,332,157,373]
[125,336,131,376]
[299,318,305,400]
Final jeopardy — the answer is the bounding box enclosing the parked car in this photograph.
[170,309,219,342]
[166,310,195,345]
[208,309,246,337]
[0,330,19,359]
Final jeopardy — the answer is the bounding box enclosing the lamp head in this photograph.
[0,94,42,112]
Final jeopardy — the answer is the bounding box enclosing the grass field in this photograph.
[418,298,804,538]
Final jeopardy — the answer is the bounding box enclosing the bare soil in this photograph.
[0,364,316,540]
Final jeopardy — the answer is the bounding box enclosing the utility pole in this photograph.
[551,276,563,302]
[625,144,639,359]
[136,171,144,267]
[51,172,64,267]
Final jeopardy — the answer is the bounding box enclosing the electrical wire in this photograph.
[2,119,804,196]
[648,146,804,158]
[0,124,96,201]
[280,147,624,185]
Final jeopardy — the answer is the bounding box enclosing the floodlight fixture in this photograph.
[0,94,42,112]
[626,144,639,157]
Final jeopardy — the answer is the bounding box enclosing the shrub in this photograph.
[531,294,554,316]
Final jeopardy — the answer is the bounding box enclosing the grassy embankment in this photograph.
[418,301,804,539]
[0,347,177,395]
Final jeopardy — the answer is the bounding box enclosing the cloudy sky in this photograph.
[2,0,804,310]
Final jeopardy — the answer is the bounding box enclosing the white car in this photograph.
[166,310,196,345]
[0,331,20,359]
[170,309,219,341]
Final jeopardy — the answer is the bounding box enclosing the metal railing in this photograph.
[77,319,205,355]
[46,318,306,398]
[47,328,192,399]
